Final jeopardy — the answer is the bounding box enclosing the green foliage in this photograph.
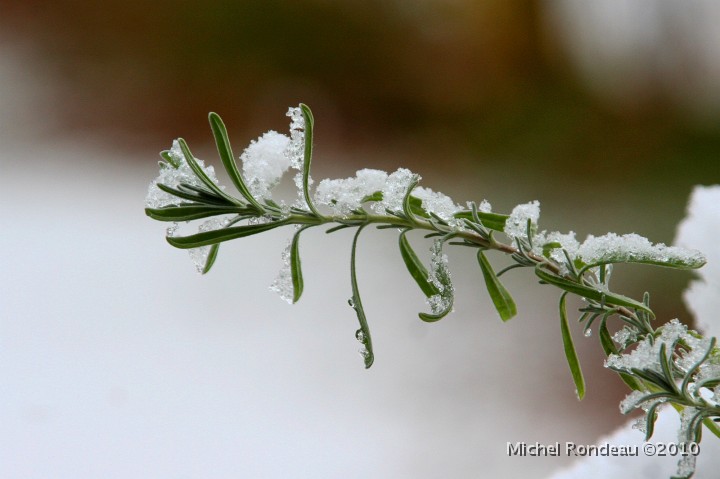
[477,251,516,322]
[146,105,719,478]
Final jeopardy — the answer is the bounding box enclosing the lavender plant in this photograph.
[145,104,719,478]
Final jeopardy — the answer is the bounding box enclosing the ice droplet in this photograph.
[355,329,365,343]
[358,347,370,359]
[584,329,592,337]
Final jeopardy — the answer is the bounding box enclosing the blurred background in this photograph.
[2,1,719,477]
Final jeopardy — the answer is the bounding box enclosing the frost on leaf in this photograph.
[188,217,226,273]
[426,239,453,314]
[240,130,291,200]
[619,390,649,414]
[284,106,312,210]
[612,326,639,350]
[411,186,461,223]
[504,200,540,240]
[146,139,222,208]
[577,232,705,268]
[532,230,580,272]
[285,106,305,170]
[372,168,418,215]
[314,169,388,216]
[605,319,688,375]
[269,237,294,304]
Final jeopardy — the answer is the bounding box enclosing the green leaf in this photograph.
[398,230,440,298]
[402,176,421,220]
[156,183,230,206]
[559,293,586,400]
[350,225,373,368]
[542,242,562,259]
[453,210,508,232]
[598,319,617,356]
[299,104,322,217]
[578,254,706,273]
[145,205,240,222]
[208,112,264,212]
[644,401,662,441]
[290,226,312,303]
[360,191,383,203]
[167,220,289,248]
[177,138,242,206]
[477,251,517,321]
[160,150,179,168]
[535,267,655,318]
[202,244,220,274]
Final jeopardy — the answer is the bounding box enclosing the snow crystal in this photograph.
[478,199,492,213]
[532,230,580,269]
[612,326,639,349]
[411,186,461,222]
[675,335,713,373]
[427,294,450,314]
[577,232,705,268]
[619,390,648,414]
[240,130,291,199]
[314,169,388,216]
[605,319,689,374]
[504,200,540,240]
[187,217,226,273]
[283,106,312,211]
[269,237,294,304]
[371,168,418,215]
[285,106,305,170]
[426,240,453,314]
[146,139,222,209]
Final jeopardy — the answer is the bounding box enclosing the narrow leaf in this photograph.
[350,225,373,368]
[202,244,220,274]
[535,267,654,318]
[299,104,322,217]
[177,138,241,206]
[477,251,517,321]
[145,205,240,222]
[208,112,264,211]
[401,177,421,220]
[560,293,586,400]
[399,230,440,297]
[167,220,289,248]
[156,183,230,206]
[453,210,509,232]
[290,226,312,303]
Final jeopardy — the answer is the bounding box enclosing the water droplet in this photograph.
[584,329,592,337]
[166,222,179,237]
[355,329,365,343]
[347,298,355,308]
